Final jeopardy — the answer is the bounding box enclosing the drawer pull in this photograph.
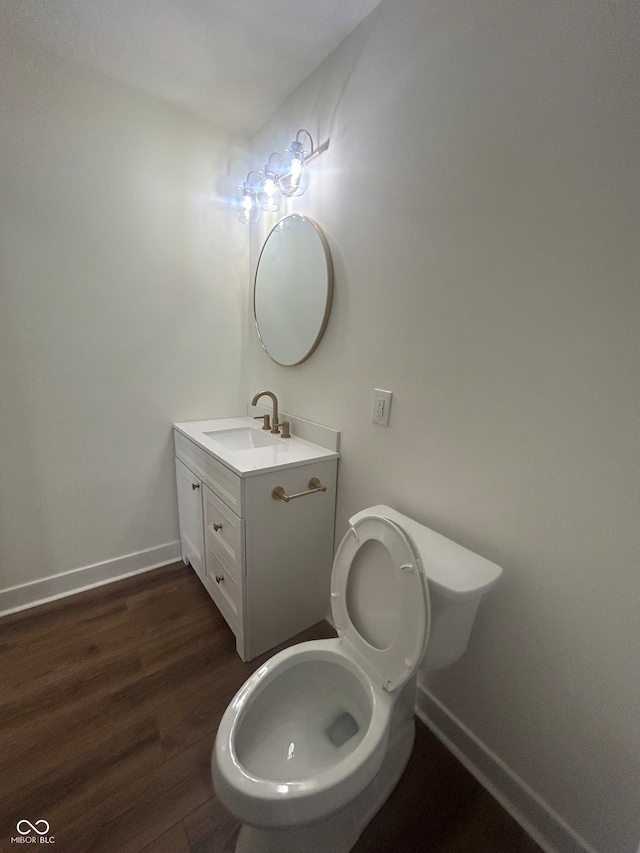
[191,482,200,490]
[272,478,327,503]
[213,523,223,532]
[215,575,224,584]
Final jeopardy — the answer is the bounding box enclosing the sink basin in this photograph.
[203,427,280,451]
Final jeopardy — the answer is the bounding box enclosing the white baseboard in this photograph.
[416,683,599,853]
[0,541,182,617]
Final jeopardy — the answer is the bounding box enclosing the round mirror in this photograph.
[254,215,333,366]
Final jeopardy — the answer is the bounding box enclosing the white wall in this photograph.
[242,1,640,851]
[0,33,247,595]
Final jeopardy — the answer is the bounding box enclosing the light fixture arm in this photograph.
[266,152,284,172]
[295,128,314,157]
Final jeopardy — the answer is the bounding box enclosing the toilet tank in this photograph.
[350,506,502,671]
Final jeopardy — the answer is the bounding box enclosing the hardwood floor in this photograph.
[0,563,543,852]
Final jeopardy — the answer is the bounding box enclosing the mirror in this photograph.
[254,215,333,366]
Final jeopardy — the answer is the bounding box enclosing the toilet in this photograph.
[212,505,502,853]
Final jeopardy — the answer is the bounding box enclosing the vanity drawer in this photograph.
[205,543,242,629]
[203,485,244,578]
[174,431,242,514]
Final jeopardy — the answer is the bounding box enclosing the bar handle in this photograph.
[272,478,327,503]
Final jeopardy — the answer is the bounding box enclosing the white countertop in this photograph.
[174,417,340,476]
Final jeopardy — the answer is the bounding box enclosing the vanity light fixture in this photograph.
[237,129,329,224]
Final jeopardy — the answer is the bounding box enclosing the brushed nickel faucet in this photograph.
[251,390,290,437]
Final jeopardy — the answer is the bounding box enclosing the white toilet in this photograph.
[212,505,502,853]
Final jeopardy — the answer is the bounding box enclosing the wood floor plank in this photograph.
[1,611,141,692]
[1,633,238,784]
[0,595,129,654]
[183,797,240,853]
[139,821,191,853]
[1,717,164,839]
[53,731,215,853]
[136,608,233,675]
[0,648,144,737]
[0,692,156,796]
[430,787,545,853]
[125,574,215,641]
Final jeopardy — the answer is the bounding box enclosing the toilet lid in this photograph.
[331,515,429,692]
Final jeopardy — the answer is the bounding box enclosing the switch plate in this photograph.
[372,389,392,426]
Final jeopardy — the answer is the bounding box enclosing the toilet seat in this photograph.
[331,515,430,692]
[213,639,396,828]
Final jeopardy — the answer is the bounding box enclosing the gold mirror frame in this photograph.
[253,215,333,367]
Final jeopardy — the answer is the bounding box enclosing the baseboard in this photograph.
[416,683,599,853]
[0,541,182,617]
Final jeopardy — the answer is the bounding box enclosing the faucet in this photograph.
[251,390,289,436]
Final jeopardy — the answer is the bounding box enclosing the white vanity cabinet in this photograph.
[173,423,338,661]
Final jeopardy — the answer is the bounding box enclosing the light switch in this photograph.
[372,389,392,426]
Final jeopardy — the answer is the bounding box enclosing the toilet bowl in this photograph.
[212,505,502,853]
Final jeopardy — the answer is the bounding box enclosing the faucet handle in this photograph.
[281,421,291,439]
[254,414,271,431]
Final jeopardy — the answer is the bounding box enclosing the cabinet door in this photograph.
[175,457,205,579]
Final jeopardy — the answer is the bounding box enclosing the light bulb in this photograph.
[259,166,281,213]
[277,136,311,197]
[238,180,260,224]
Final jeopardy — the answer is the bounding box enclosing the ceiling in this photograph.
[1,0,383,137]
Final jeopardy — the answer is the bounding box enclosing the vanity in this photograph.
[173,415,339,661]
